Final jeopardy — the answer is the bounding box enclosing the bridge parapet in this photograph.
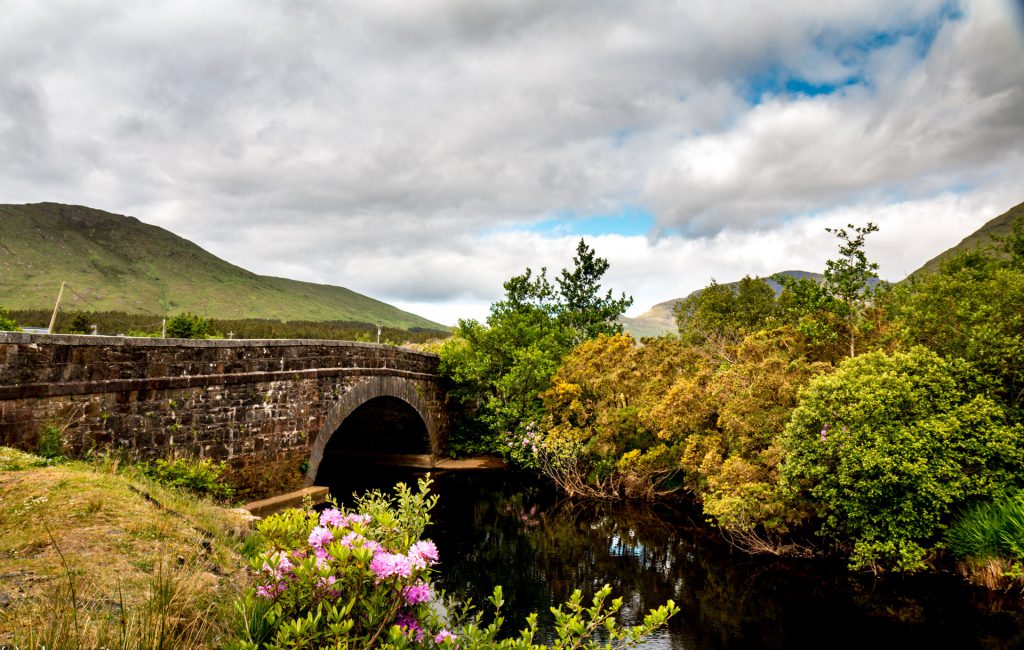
[0,333,451,499]
[0,332,439,385]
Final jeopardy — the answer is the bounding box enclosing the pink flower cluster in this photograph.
[253,505,453,645]
[257,551,298,598]
[402,581,431,605]
[370,539,439,581]
[434,629,457,645]
[320,508,371,529]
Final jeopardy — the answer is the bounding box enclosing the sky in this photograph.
[2,0,1023,325]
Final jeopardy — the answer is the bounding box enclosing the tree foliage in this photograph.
[442,216,1024,578]
[0,305,19,332]
[774,223,884,360]
[556,240,633,345]
[781,347,1024,572]
[674,276,779,357]
[888,243,1024,419]
[165,312,211,339]
[540,334,696,498]
[439,240,632,451]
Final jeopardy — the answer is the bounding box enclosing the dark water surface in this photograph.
[322,468,1024,649]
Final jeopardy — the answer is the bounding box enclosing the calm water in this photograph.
[322,468,1024,649]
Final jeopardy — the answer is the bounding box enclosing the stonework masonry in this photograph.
[0,333,452,498]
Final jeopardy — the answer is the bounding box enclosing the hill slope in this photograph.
[620,270,824,339]
[912,200,1024,275]
[0,203,447,330]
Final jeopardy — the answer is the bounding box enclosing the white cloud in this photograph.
[0,0,1021,324]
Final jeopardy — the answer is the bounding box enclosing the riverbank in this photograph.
[0,447,252,648]
[3,447,1023,649]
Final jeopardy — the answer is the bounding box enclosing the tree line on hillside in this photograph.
[0,308,447,345]
[439,225,1024,580]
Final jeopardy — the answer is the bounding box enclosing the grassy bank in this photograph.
[0,447,254,648]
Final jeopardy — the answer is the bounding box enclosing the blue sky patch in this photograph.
[744,2,963,104]
[495,205,656,238]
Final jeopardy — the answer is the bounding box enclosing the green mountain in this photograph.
[912,200,1024,276]
[620,270,823,339]
[0,203,448,330]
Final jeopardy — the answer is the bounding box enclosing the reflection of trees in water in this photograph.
[416,472,1024,649]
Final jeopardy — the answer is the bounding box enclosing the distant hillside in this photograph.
[620,270,824,339]
[912,200,1024,276]
[0,203,448,331]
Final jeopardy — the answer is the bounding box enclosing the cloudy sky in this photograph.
[2,1,1023,324]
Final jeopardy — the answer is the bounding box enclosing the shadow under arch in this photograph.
[305,376,441,486]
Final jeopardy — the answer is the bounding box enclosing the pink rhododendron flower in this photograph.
[316,575,338,596]
[434,629,457,644]
[371,551,413,579]
[408,540,439,568]
[320,508,372,529]
[402,581,431,605]
[343,513,371,527]
[308,525,334,549]
[261,551,294,578]
[256,581,287,599]
[340,531,382,554]
[340,531,365,547]
[319,508,347,528]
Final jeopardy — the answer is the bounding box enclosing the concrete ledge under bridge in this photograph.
[0,332,454,498]
[337,453,507,470]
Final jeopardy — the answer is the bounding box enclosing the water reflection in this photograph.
[320,468,1024,649]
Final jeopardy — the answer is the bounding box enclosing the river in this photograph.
[323,468,1024,649]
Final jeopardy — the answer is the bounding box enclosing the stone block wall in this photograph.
[0,333,450,498]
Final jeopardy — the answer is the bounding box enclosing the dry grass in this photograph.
[956,557,1024,594]
[0,448,256,648]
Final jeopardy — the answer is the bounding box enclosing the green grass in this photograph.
[947,494,1024,561]
[0,202,448,330]
[945,494,1024,591]
[0,448,254,648]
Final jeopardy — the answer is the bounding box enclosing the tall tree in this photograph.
[556,239,634,345]
[823,223,880,358]
[775,222,881,359]
[440,240,633,448]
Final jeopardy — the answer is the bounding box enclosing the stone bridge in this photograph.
[0,333,453,497]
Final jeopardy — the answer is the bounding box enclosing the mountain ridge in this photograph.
[0,202,448,331]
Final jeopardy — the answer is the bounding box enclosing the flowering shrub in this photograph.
[501,421,544,469]
[231,477,677,649]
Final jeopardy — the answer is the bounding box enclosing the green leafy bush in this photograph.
[139,456,234,500]
[166,312,210,339]
[35,423,65,459]
[0,304,20,331]
[782,347,1024,572]
[231,478,677,649]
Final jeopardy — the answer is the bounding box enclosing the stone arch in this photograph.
[305,376,440,485]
